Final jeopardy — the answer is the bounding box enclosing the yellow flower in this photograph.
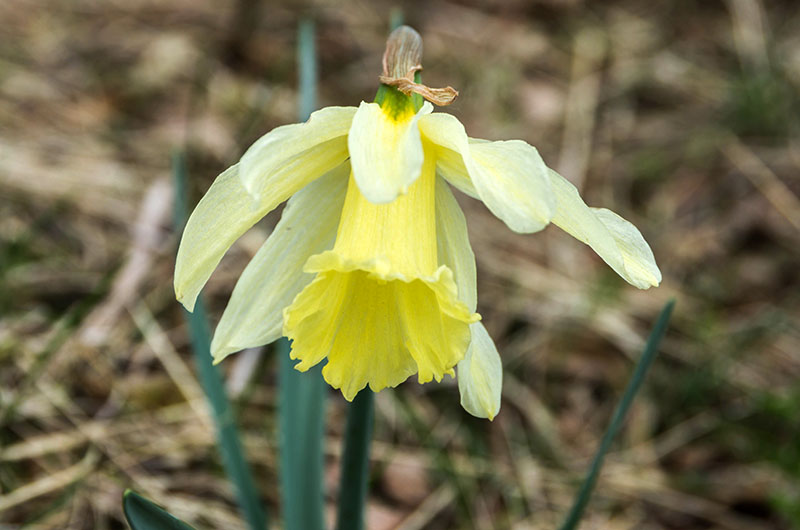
[174,27,660,419]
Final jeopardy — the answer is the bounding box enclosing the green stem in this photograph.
[335,389,375,530]
[559,299,675,530]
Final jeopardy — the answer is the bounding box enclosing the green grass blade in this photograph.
[173,153,268,530]
[559,299,676,530]
[123,490,196,530]
[389,8,404,33]
[279,341,327,530]
[335,389,375,530]
[277,17,327,530]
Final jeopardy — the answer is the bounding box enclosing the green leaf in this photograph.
[296,17,317,123]
[173,153,269,530]
[123,490,196,530]
[276,17,327,530]
[559,299,675,530]
[279,341,327,530]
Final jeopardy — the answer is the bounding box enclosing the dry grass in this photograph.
[1,0,799,528]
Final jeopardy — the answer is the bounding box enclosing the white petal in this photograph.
[434,176,476,312]
[210,162,350,363]
[239,106,356,197]
[348,101,433,204]
[548,168,661,289]
[419,113,555,233]
[458,323,502,420]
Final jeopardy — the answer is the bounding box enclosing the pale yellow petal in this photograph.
[348,101,433,204]
[435,176,477,312]
[175,109,354,312]
[419,113,555,232]
[418,112,477,197]
[468,140,555,232]
[435,145,479,199]
[239,106,356,197]
[457,323,502,420]
[590,207,663,287]
[548,168,661,289]
[209,162,350,363]
[174,164,257,311]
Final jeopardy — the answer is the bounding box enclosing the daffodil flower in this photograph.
[174,26,660,420]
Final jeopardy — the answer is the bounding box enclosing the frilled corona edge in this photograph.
[284,251,478,401]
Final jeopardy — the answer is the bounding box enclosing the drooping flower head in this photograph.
[174,26,660,419]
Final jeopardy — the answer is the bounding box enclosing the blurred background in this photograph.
[1,0,799,528]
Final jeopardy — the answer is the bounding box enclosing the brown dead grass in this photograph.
[1,0,799,528]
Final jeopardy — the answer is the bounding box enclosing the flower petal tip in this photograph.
[175,291,196,313]
[457,323,502,421]
[209,342,231,363]
[644,273,662,289]
[210,336,242,365]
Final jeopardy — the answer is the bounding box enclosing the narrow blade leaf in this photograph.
[123,490,195,530]
[173,153,268,530]
[276,17,327,530]
[559,299,675,530]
